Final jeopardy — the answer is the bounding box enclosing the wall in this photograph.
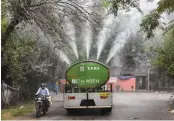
[106,77,117,92]
[116,77,136,91]
[60,79,68,92]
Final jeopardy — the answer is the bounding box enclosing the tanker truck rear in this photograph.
[63,61,113,114]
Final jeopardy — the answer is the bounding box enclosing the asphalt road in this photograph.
[25,92,174,120]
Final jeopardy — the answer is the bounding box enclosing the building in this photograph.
[58,66,154,92]
[134,71,147,90]
[109,66,150,91]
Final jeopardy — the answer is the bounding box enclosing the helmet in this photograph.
[41,83,46,87]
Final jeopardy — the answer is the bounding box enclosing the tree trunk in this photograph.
[1,17,21,87]
[1,18,21,47]
[1,65,13,86]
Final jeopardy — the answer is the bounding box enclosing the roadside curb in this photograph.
[114,90,171,93]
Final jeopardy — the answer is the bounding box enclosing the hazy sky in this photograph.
[111,0,160,67]
[139,0,159,14]
[139,0,174,22]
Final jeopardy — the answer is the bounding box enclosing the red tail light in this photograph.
[68,96,75,100]
[100,96,108,99]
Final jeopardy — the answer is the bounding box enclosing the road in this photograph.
[24,92,174,120]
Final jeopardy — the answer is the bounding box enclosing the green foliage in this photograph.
[168,63,174,76]
[105,0,142,16]
[102,0,111,8]
[157,0,174,14]
[2,17,7,33]
[1,0,7,33]
[140,0,174,38]
[140,10,160,38]
[152,29,174,76]
[2,37,37,86]
[140,0,174,78]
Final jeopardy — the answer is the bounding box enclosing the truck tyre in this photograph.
[108,108,112,112]
[66,109,74,114]
[100,109,106,115]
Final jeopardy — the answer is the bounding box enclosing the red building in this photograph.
[116,76,136,91]
[106,76,136,92]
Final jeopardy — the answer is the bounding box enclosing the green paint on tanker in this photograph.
[66,61,110,88]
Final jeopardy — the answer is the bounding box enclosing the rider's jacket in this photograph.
[36,87,50,96]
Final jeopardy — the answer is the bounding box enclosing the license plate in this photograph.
[100,92,109,97]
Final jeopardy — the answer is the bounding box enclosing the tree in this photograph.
[140,0,174,38]
[2,0,110,101]
[102,0,142,16]
[119,33,147,72]
[1,0,7,34]
[140,0,174,77]
[2,0,92,47]
[153,29,174,76]
[104,0,174,39]
[1,0,94,81]
[1,36,37,86]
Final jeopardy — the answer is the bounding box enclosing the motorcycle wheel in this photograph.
[43,108,46,115]
[36,110,41,118]
[43,102,48,115]
[36,104,41,118]
[43,111,46,115]
[46,106,48,112]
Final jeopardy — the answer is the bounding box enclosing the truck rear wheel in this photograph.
[100,108,112,115]
[107,108,112,112]
[66,109,74,114]
[100,109,106,115]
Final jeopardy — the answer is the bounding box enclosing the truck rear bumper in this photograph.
[64,105,112,109]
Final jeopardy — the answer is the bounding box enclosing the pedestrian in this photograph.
[55,81,59,95]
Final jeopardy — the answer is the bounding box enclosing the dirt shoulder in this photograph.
[2,92,63,120]
[1,101,35,120]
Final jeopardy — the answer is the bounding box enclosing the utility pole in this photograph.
[147,66,150,90]
[147,60,150,90]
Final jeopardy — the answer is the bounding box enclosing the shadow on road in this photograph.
[66,109,112,116]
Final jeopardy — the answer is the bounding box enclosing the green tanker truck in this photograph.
[64,61,113,114]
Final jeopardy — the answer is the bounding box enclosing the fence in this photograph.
[1,82,19,109]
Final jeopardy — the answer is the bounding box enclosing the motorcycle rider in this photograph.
[35,83,52,107]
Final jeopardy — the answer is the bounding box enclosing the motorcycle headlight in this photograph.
[38,98,42,101]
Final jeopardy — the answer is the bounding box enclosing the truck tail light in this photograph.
[68,96,75,100]
[100,96,108,99]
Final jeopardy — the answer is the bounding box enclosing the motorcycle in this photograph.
[34,94,49,118]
